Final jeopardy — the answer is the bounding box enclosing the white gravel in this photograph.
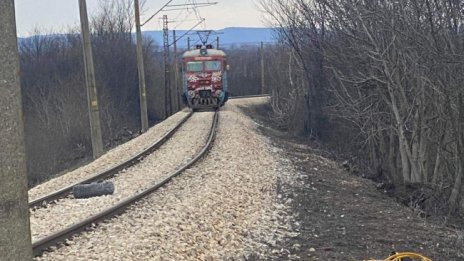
[35,97,298,261]
[30,111,214,241]
[29,110,190,201]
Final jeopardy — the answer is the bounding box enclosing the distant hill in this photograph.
[143,27,277,48]
[17,27,277,49]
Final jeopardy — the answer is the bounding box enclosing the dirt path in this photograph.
[241,102,464,261]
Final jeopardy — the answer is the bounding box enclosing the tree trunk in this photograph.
[432,124,446,185]
[449,155,463,209]
[449,94,464,208]
[388,131,399,184]
[386,79,411,183]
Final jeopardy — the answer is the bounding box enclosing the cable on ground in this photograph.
[364,252,432,261]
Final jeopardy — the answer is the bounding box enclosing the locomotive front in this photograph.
[181,45,228,109]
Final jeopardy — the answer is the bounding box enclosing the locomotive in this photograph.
[181,44,229,109]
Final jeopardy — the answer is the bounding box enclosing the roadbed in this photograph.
[240,101,464,260]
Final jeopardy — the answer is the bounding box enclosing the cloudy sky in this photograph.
[15,0,268,37]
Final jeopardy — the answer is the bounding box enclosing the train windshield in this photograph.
[205,61,222,71]
[186,61,203,72]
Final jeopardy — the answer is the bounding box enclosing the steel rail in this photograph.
[32,110,219,256]
[29,111,194,209]
[228,94,270,100]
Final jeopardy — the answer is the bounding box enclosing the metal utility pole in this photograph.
[0,1,33,260]
[140,1,215,117]
[187,37,191,50]
[134,0,149,132]
[260,41,265,94]
[216,36,220,49]
[79,0,104,158]
[173,30,180,111]
[163,15,172,118]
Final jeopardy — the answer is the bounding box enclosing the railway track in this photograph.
[229,94,270,100]
[32,110,219,256]
[29,111,193,209]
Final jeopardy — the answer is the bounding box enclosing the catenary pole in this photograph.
[173,30,180,111]
[163,15,172,118]
[134,0,149,132]
[260,41,265,94]
[79,0,104,158]
[0,0,33,259]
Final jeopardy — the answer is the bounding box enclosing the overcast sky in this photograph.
[14,0,268,37]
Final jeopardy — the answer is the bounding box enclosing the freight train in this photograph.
[181,44,228,109]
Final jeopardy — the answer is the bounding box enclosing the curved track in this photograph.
[32,110,219,256]
[29,111,193,209]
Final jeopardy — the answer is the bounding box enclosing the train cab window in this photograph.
[205,61,222,71]
[186,61,203,72]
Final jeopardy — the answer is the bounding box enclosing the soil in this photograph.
[240,102,464,261]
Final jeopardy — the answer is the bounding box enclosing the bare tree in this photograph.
[21,0,164,185]
[260,0,464,214]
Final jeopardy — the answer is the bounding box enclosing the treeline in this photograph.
[260,0,464,215]
[20,0,262,186]
[21,1,164,185]
[226,46,264,96]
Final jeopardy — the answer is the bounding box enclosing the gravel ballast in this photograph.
[30,112,214,241]
[29,110,190,201]
[35,98,298,260]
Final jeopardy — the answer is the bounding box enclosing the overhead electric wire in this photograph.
[192,38,202,46]
[142,0,216,47]
[171,8,193,29]
[165,2,217,7]
[141,0,175,27]
[172,18,204,29]
[143,0,215,28]
[169,18,205,47]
